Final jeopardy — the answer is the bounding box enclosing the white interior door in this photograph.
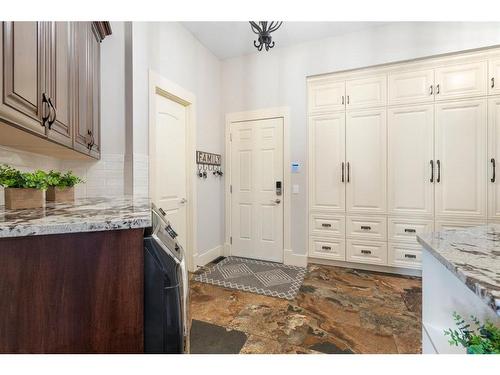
[151,93,188,248]
[435,99,487,220]
[346,108,387,214]
[230,117,284,262]
[309,113,345,212]
[388,104,434,216]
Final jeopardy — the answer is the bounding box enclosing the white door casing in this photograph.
[434,99,487,219]
[230,117,285,263]
[308,113,345,212]
[346,108,387,214]
[388,104,434,217]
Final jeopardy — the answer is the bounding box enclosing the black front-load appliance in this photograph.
[144,205,189,353]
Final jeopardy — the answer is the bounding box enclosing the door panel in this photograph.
[346,108,387,214]
[46,22,73,146]
[152,94,187,250]
[488,97,500,219]
[0,21,45,134]
[435,99,487,219]
[346,75,386,109]
[308,79,345,113]
[388,69,434,105]
[434,61,487,100]
[388,104,434,216]
[231,118,284,262]
[309,113,345,212]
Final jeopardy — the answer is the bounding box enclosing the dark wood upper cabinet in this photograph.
[0,22,46,135]
[0,21,110,159]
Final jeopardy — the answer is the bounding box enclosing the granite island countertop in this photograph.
[417,225,500,316]
[0,196,152,238]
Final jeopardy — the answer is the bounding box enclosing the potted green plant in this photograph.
[0,164,48,209]
[444,312,500,354]
[46,170,84,202]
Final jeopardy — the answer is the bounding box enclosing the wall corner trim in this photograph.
[284,249,308,268]
[194,245,224,268]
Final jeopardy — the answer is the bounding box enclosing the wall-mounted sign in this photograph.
[196,151,221,166]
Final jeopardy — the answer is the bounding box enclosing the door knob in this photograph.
[180,198,187,204]
[272,199,281,205]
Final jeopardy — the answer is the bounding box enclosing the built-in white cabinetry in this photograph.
[345,109,387,214]
[434,99,487,220]
[388,69,434,105]
[308,48,499,274]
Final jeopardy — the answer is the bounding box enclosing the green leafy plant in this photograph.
[0,164,48,190]
[46,170,84,188]
[444,312,500,354]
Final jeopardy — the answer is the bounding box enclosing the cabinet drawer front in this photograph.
[309,237,346,261]
[388,218,433,244]
[310,214,345,237]
[346,240,387,265]
[346,216,387,240]
[308,79,345,113]
[388,243,422,269]
[388,69,434,105]
[434,61,487,100]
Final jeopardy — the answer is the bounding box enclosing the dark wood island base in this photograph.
[0,229,144,353]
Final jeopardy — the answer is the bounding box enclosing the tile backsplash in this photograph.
[0,146,126,205]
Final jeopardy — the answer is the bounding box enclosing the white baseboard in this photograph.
[194,245,223,268]
[284,249,308,268]
[308,257,422,277]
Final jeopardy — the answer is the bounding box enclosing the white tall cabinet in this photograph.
[308,48,500,273]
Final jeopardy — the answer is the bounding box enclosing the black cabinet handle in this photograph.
[347,162,350,183]
[436,160,441,183]
[429,85,433,95]
[404,254,417,259]
[47,98,56,129]
[436,84,440,94]
[492,77,495,89]
[491,158,496,183]
[87,130,95,150]
[347,95,350,104]
[360,225,371,230]
[361,250,372,255]
[341,162,344,183]
[41,93,50,127]
[321,223,332,228]
[430,160,434,182]
[341,96,344,105]
[322,246,331,251]
[404,228,416,233]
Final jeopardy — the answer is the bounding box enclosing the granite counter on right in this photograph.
[417,225,500,354]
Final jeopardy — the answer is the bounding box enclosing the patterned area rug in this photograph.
[194,256,307,300]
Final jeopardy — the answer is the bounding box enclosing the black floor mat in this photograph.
[190,320,247,354]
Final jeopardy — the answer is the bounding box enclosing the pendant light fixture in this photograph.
[249,21,283,51]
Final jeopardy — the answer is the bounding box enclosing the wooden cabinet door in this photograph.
[0,22,46,135]
[487,96,500,220]
[308,113,345,212]
[488,57,500,95]
[73,22,100,158]
[434,61,487,101]
[346,108,387,214]
[45,22,73,147]
[388,69,434,105]
[388,104,434,217]
[435,99,487,220]
[346,75,386,110]
[308,78,345,114]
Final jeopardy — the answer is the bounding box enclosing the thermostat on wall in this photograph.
[291,162,300,173]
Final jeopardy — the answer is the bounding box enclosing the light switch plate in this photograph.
[292,184,300,194]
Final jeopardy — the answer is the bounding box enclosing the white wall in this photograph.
[221,22,500,257]
[130,22,224,257]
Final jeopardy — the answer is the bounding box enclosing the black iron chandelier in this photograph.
[249,21,283,51]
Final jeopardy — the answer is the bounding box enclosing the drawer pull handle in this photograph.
[321,223,332,228]
[361,250,372,255]
[360,225,371,230]
[404,254,417,259]
[404,228,416,233]
[322,246,332,251]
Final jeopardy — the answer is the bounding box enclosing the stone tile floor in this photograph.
[190,262,422,354]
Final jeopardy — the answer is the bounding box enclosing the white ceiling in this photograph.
[182,22,387,60]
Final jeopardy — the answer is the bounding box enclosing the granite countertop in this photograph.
[0,196,152,238]
[417,225,500,316]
